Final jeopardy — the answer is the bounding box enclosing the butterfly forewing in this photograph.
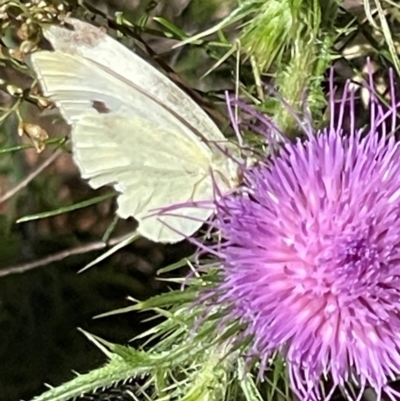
[42,18,227,144]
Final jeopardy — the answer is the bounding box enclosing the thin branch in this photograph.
[0,233,133,277]
[0,149,63,204]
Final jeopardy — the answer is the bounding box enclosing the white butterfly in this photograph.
[29,18,241,243]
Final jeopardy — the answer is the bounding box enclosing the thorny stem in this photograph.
[0,232,134,277]
[0,148,62,203]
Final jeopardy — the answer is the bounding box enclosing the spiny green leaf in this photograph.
[157,257,192,274]
[0,136,66,154]
[79,232,139,273]
[173,0,265,48]
[153,17,191,40]
[237,360,264,401]
[17,192,116,223]
[29,354,148,401]
[373,0,400,76]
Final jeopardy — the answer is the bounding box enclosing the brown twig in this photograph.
[0,233,133,277]
[0,149,63,204]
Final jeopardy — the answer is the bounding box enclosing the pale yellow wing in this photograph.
[72,113,216,243]
[29,22,240,243]
[29,51,210,155]
[40,17,227,143]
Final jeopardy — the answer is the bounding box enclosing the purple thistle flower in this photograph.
[213,69,400,400]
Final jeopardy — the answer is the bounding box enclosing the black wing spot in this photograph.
[92,100,111,114]
[63,22,75,32]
